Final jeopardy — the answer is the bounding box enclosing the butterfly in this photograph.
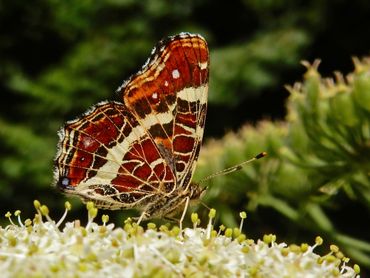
[54,33,209,221]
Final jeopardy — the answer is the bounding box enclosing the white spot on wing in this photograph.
[82,136,95,148]
[172,69,180,79]
[199,61,208,70]
[152,92,158,99]
[164,81,169,87]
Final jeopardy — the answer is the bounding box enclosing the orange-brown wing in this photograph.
[54,101,176,209]
[117,33,209,189]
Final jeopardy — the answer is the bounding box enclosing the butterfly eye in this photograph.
[58,177,71,190]
[62,177,69,186]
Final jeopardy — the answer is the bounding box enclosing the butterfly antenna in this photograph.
[198,152,267,185]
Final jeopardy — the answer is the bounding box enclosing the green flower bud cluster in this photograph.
[286,59,370,195]
[195,58,370,268]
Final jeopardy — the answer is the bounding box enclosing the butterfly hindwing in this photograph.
[55,101,176,209]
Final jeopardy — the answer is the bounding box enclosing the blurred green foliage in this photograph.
[1,0,370,274]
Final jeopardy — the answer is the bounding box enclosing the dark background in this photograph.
[1,0,369,274]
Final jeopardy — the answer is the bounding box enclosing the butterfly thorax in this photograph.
[141,182,204,220]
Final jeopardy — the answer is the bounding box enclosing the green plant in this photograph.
[195,58,370,268]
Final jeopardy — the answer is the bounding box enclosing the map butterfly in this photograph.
[54,33,209,220]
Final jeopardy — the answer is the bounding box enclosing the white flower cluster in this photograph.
[0,202,360,277]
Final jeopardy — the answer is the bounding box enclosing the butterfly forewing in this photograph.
[119,33,209,186]
[54,33,209,213]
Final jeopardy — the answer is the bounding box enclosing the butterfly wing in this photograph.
[54,101,176,209]
[54,33,209,210]
[118,33,209,189]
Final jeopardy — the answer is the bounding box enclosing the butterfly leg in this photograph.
[179,196,190,231]
[136,210,149,225]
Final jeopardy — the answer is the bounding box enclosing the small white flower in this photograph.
[0,203,360,277]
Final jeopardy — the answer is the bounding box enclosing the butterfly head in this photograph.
[187,182,207,204]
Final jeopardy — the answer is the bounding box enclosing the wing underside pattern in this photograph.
[120,33,209,189]
[54,33,209,210]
